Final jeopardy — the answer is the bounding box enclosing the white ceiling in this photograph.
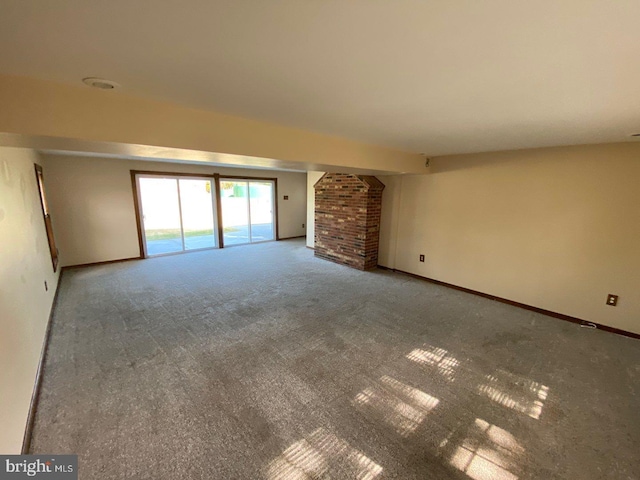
[1,0,639,156]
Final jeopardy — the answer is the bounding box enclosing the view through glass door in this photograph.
[137,175,218,256]
[220,179,275,245]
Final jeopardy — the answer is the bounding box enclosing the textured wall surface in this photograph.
[0,147,59,453]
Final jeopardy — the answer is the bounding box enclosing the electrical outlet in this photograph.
[606,294,618,306]
[419,254,425,262]
[283,195,289,200]
[302,223,305,228]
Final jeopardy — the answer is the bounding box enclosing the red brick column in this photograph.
[314,173,385,270]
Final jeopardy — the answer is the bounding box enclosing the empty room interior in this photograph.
[1,2,639,479]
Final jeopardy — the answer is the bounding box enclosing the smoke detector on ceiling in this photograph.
[82,77,120,90]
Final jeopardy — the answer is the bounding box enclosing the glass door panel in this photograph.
[139,177,183,256]
[179,179,216,250]
[249,181,275,241]
[138,175,274,254]
[221,180,250,245]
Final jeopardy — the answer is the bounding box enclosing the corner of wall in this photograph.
[306,171,325,248]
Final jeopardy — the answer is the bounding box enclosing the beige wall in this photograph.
[0,147,60,453]
[0,74,423,175]
[305,171,325,248]
[379,143,640,334]
[377,175,402,268]
[44,155,307,267]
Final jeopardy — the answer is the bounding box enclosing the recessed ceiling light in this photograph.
[82,77,120,90]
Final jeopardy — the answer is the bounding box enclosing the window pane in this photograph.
[249,181,274,241]
[221,181,250,245]
[139,178,183,255]
[179,179,216,250]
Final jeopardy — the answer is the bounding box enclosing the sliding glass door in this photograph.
[220,179,275,246]
[249,182,275,241]
[138,177,183,255]
[137,175,218,256]
[135,174,276,256]
[179,179,216,250]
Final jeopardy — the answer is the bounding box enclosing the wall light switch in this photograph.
[419,254,425,262]
[606,294,618,306]
[283,195,289,200]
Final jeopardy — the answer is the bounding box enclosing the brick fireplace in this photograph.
[314,173,385,270]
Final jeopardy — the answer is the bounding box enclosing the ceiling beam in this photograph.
[0,75,425,174]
